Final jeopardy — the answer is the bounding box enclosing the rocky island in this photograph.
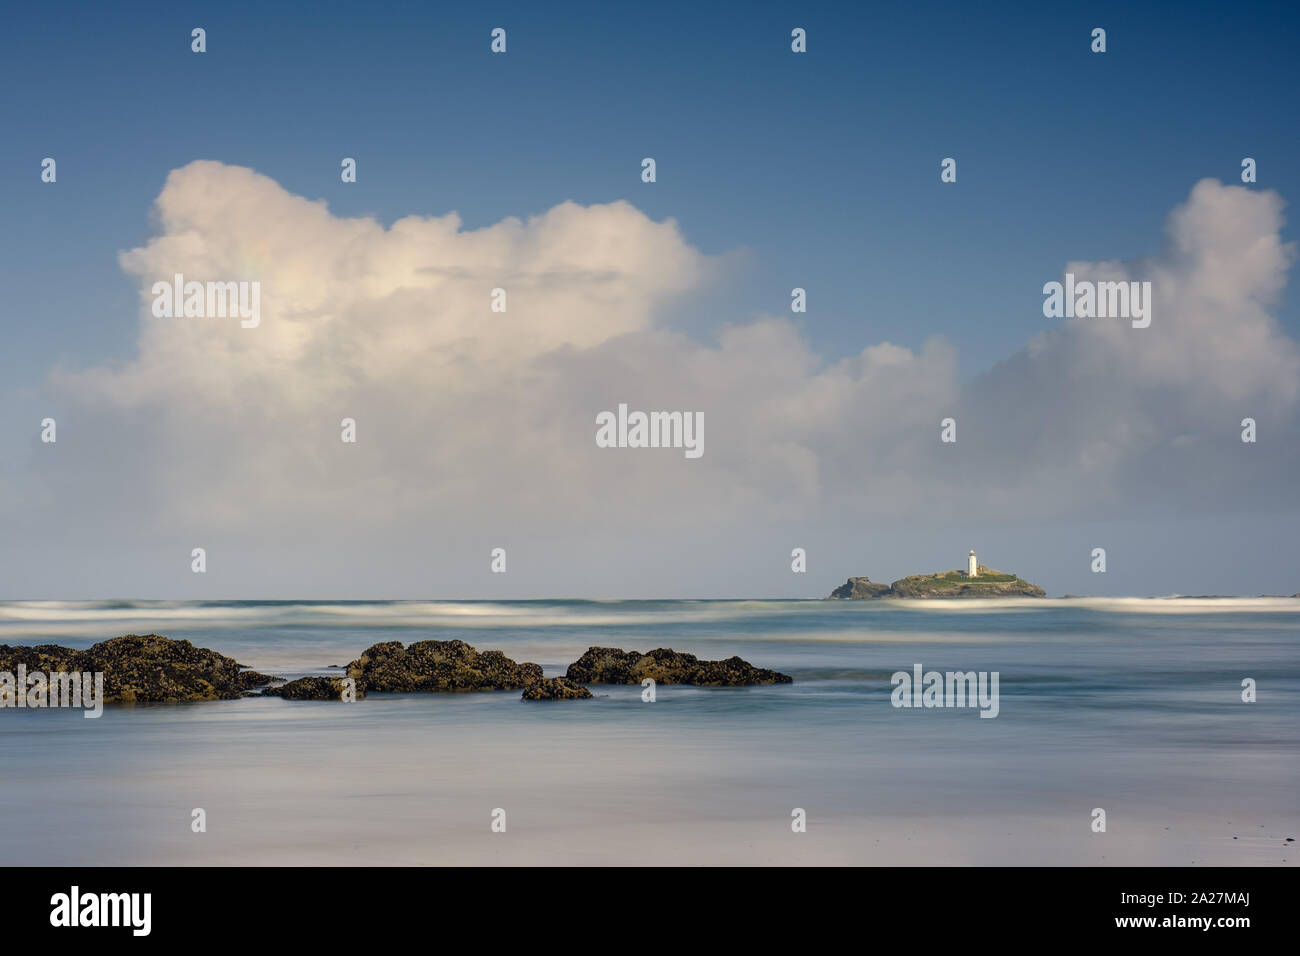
[829,551,1046,600]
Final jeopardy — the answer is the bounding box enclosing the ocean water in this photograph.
[0,598,1296,866]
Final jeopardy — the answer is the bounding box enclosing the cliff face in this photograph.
[829,567,1046,599]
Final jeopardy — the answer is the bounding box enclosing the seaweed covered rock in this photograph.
[345,640,543,692]
[521,677,593,700]
[565,647,792,686]
[263,676,364,701]
[0,634,278,703]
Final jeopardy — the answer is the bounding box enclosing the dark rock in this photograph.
[829,577,893,599]
[345,640,542,692]
[263,676,364,701]
[565,647,792,686]
[521,677,593,700]
[0,634,279,703]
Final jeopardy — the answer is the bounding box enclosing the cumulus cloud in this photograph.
[16,166,1300,595]
[960,179,1299,522]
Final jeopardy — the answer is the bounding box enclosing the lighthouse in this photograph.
[968,550,978,577]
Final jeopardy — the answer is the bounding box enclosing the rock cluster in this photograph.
[565,646,792,686]
[1,635,792,705]
[345,639,542,692]
[0,634,276,703]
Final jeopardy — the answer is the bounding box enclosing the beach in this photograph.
[1,598,1296,865]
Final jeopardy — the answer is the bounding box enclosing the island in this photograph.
[829,550,1046,600]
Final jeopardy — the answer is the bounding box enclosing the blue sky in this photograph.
[4,0,1297,385]
[2,1,1300,598]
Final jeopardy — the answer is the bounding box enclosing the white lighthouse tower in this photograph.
[967,550,978,577]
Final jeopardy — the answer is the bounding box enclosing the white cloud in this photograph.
[18,166,1300,595]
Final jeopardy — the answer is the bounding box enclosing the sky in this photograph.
[1,0,1299,598]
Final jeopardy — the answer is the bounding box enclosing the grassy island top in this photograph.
[829,565,1046,599]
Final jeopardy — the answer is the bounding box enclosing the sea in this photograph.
[0,598,1296,865]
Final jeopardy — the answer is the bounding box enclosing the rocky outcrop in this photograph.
[889,567,1045,598]
[0,635,791,706]
[829,577,893,599]
[521,677,593,700]
[829,567,1046,599]
[345,640,542,692]
[263,676,364,701]
[0,634,277,702]
[565,647,793,686]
